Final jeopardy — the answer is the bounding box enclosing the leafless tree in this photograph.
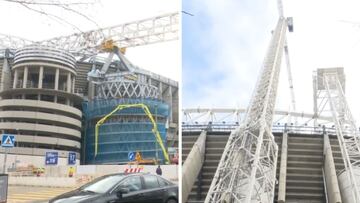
[0,0,100,32]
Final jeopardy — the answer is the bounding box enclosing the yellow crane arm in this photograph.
[94,103,170,164]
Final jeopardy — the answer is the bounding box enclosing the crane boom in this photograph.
[36,12,179,56]
[205,17,289,203]
[0,12,179,58]
[0,34,34,57]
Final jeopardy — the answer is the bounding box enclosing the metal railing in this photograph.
[182,124,344,136]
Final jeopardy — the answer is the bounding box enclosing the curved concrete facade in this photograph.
[0,99,82,118]
[0,46,82,162]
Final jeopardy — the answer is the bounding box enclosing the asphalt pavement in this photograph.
[7,185,74,203]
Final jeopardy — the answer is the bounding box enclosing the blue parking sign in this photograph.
[45,152,58,165]
[68,152,76,165]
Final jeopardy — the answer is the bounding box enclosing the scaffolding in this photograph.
[83,98,169,164]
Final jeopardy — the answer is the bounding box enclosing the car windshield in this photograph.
[80,175,125,194]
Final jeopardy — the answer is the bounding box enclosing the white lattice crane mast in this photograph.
[316,69,360,202]
[204,16,292,203]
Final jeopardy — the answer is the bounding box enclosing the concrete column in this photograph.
[38,66,44,88]
[55,68,59,90]
[13,69,18,89]
[72,76,75,93]
[159,82,163,100]
[168,86,173,122]
[324,134,342,203]
[1,58,11,91]
[88,82,95,100]
[67,72,71,93]
[278,132,288,203]
[182,131,207,203]
[22,66,28,88]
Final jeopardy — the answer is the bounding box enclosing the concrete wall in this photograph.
[0,153,80,171]
[323,134,342,203]
[9,177,77,187]
[8,165,178,188]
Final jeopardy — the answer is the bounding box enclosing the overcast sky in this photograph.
[0,0,179,81]
[183,0,360,125]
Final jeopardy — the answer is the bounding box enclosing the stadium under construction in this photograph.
[0,13,179,167]
[182,1,360,203]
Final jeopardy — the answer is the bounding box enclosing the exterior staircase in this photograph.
[182,132,230,203]
[183,131,332,203]
[274,133,326,203]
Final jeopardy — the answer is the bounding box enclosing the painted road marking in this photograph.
[8,187,74,203]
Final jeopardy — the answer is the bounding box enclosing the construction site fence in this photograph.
[83,98,169,164]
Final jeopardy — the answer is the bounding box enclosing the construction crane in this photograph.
[39,12,178,58]
[204,1,293,202]
[277,0,297,124]
[0,34,34,50]
[0,12,179,59]
[86,39,138,84]
[314,68,360,202]
[284,38,297,125]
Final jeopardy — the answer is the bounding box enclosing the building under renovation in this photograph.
[0,12,179,167]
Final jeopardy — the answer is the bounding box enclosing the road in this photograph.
[7,186,74,203]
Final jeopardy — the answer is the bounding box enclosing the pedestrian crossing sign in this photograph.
[1,134,15,148]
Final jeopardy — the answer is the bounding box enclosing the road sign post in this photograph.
[1,134,15,174]
[0,174,8,203]
[2,149,6,174]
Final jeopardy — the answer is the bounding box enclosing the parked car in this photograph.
[49,173,178,203]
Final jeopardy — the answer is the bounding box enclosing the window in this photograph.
[144,175,159,189]
[157,177,169,187]
[80,175,125,194]
[117,176,142,192]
